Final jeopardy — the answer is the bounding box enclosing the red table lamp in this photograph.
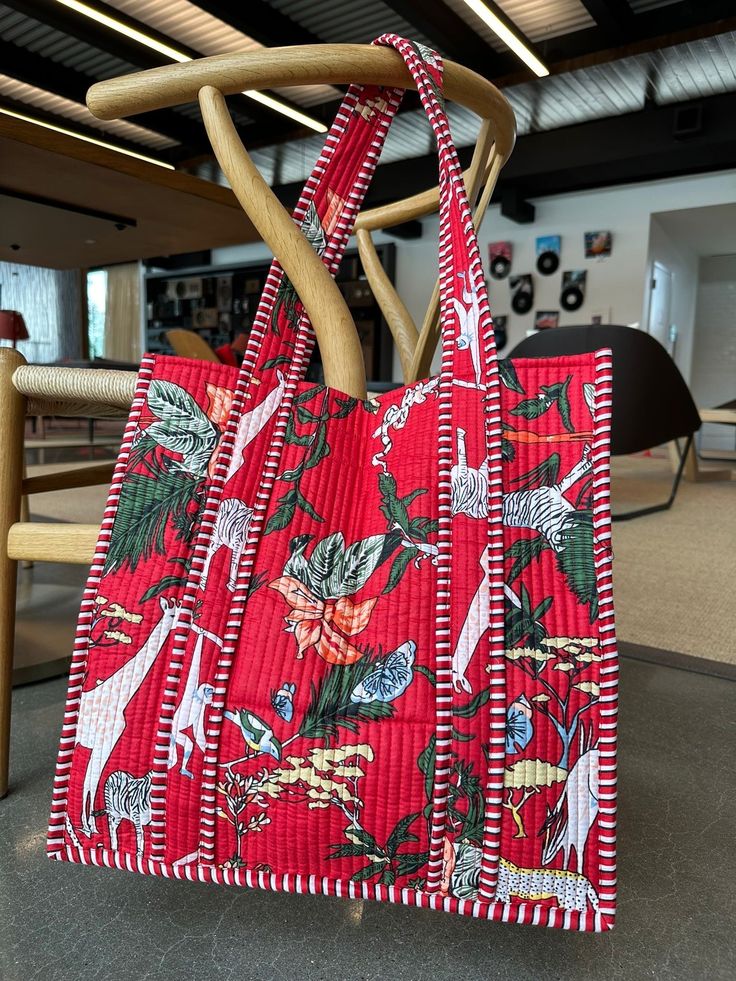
[0,310,29,348]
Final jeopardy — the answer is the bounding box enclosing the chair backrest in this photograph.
[507,325,701,455]
[165,329,221,363]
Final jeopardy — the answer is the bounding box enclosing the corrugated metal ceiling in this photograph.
[245,30,736,187]
[0,73,177,148]
[445,0,595,48]
[106,0,341,108]
[269,0,435,47]
[0,0,734,187]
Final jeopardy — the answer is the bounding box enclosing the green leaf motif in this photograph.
[324,534,385,598]
[261,355,290,370]
[512,453,560,492]
[294,487,323,523]
[307,532,345,592]
[510,395,551,421]
[351,860,387,883]
[299,654,395,744]
[264,498,296,536]
[139,574,188,603]
[505,535,552,583]
[145,380,218,476]
[452,686,491,719]
[334,396,359,419]
[382,547,415,594]
[386,812,420,857]
[394,852,429,878]
[105,470,201,574]
[499,358,525,394]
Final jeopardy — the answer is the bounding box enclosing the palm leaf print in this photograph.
[146,380,219,477]
[299,651,397,744]
[105,468,202,574]
[554,511,599,621]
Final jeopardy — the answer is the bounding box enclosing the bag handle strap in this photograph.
[235,35,499,397]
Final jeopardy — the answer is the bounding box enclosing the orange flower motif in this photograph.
[205,384,234,476]
[206,384,234,428]
[269,575,376,665]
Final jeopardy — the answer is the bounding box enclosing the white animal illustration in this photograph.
[451,427,488,519]
[225,370,286,482]
[199,497,254,591]
[372,376,439,471]
[452,548,489,694]
[98,769,153,856]
[496,857,600,912]
[502,445,592,550]
[75,596,183,836]
[168,623,223,778]
[453,271,483,387]
[542,729,600,874]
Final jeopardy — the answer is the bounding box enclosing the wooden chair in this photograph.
[0,43,515,797]
[165,328,221,362]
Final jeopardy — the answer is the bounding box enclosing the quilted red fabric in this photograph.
[48,36,618,931]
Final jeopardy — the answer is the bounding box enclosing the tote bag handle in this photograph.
[201,35,502,402]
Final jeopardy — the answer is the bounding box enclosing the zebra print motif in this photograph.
[101,770,153,856]
[502,448,592,551]
[200,497,254,591]
[450,427,488,519]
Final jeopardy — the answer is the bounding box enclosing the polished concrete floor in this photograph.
[2,655,734,981]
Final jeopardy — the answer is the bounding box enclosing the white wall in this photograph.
[691,255,736,452]
[644,218,699,380]
[212,168,736,382]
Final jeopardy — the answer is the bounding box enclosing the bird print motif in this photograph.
[224,709,283,762]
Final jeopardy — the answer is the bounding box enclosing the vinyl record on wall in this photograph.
[560,269,587,311]
[535,235,561,275]
[510,274,533,314]
[492,314,508,351]
[489,240,512,279]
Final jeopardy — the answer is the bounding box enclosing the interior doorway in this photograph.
[647,261,674,357]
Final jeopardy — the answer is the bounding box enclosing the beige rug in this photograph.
[25,456,736,665]
[610,454,736,664]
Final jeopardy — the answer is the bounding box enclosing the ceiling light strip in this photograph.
[54,0,327,133]
[458,0,549,77]
[0,106,175,168]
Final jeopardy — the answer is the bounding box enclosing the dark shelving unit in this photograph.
[143,243,396,383]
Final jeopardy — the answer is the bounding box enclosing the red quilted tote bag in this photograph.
[48,35,618,932]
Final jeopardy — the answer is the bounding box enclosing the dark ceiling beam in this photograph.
[493,13,736,87]
[271,91,736,208]
[578,1,637,45]
[189,0,323,47]
[0,39,205,154]
[0,95,169,164]
[3,0,320,146]
[533,1,736,67]
[382,0,518,78]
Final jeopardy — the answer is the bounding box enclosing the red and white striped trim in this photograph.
[145,83,405,861]
[48,843,610,932]
[46,357,155,854]
[589,348,617,930]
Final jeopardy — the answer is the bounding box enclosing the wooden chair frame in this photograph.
[0,43,515,797]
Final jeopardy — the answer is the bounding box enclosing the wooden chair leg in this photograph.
[0,348,27,798]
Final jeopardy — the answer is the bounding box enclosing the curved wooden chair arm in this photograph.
[87,45,516,394]
[87,46,516,161]
[199,85,367,398]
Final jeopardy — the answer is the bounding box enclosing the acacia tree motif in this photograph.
[502,758,567,839]
[505,638,601,769]
[87,595,142,650]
